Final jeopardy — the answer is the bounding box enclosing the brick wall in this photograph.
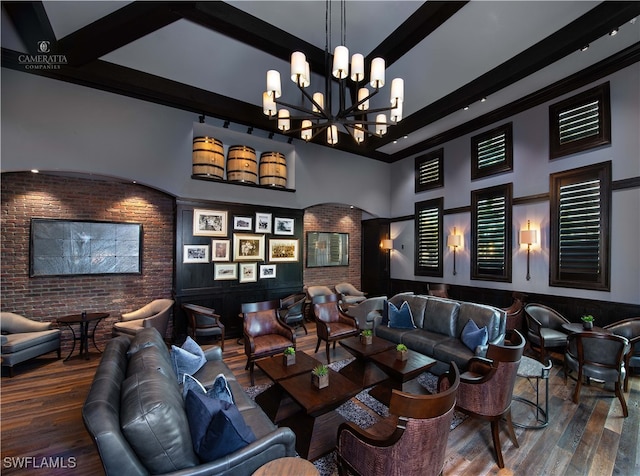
[1,172,175,353]
[303,204,361,290]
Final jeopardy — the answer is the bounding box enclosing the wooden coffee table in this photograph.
[338,335,395,388]
[277,368,361,461]
[368,347,436,406]
[255,351,321,422]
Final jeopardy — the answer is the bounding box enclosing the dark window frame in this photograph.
[549,161,611,290]
[415,148,444,193]
[549,82,611,159]
[414,197,443,277]
[471,122,513,180]
[471,183,513,282]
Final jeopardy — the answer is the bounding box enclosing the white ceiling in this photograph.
[3,1,639,161]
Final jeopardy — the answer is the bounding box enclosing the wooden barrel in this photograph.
[192,136,224,178]
[259,151,287,188]
[226,145,257,184]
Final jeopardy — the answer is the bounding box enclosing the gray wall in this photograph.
[0,68,391,217]
[389,64,640,306]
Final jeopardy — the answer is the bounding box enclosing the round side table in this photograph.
[252,457,319,476]
[512,356,552,429]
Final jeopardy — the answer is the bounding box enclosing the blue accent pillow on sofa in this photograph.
[183,373,234,404]
[185,390,256,462]
[171,336,207,383]
[388,301,416,329]
[461,319,488,351]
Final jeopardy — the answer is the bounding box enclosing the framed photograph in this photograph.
[233,216,253,231]
[239,262,258,283]
[193,209,227,237]
[274,217,295,235]
[255,212,272,234]
[269,239,299,262]
[306,232,349,267]
[210,239,230,261]
[214,263,237,280]
[233,233,265,261]
[259,264,277,279]
[183,244,209,264]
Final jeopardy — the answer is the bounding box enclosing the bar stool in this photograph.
[512,356,552,429]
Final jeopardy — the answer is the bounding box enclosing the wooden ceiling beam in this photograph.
[3,1,56,54]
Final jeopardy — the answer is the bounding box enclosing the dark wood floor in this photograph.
[1,321,638,475]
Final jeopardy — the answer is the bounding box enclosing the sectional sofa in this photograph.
[373,293,507,374]
[82,327,296,476]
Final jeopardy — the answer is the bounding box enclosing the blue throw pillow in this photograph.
[185,390,256,462]
[388,301,416,329]
[461,319,488,351]
[182,373,234,405]
[171,336,207,383]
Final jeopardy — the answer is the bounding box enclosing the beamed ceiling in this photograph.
[2,1,640,163]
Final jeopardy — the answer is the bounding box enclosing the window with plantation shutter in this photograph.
[471,123,513,179]
[415,149,444,192]
[550,162,611,290]
[415,198,443,277]
[549,83,610,159]
[471,184,512,282]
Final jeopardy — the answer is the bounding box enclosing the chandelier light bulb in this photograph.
[391,101,403,123]
[312,92,324,113]
[357,88,369,111]
[301,120,313,141]
[354,125,365,143]
[376,114,387,136]
[327,124,338,145]
[332,46,349,79]
[266,70,281,98]
[300,61,310,88]
[370,57,385,89]
[350,53,364,82]
[290,52,306,84]
[277,109,290,132]
[262,92,276,117]
[390,78,404,104]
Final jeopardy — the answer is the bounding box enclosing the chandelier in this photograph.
[262,0,404,146]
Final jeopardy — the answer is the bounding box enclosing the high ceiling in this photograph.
[2,1,639,162]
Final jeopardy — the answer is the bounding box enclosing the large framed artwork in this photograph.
[306,232,349,267]
[30,219,142,276]
[233,233,265,261]
[269,238,298,262]
[193,209,228,237]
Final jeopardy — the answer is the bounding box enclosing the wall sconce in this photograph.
[519,220,538,280]
[447,228,462,275]
[380,239,394,251]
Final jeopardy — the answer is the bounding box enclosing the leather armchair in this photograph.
[1,312,61,376]
[604,317,640,391]
[502,292,527,332]
[278,293,307,335]
[451,330,525,468]
[335,282,367,305]
[112,299,174,338]
[564,332,630,417]
[312,294,359,363]
[344,296,387,331]
[242,300,295,385]
[524,303,570,363]
[182,303,225,349]
[337,362,460,476]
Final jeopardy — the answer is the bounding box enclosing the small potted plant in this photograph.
[283,346,296,366]
[360,329,373,345]
[396,343,408,361]
[581,314,594,330]
[311,364,329,389]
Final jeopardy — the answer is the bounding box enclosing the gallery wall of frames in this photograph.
[174,199,304,339]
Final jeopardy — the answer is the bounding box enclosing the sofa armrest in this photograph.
[161,427,297,476]
[204,346,223,362]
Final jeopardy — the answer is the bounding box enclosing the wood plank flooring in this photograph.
[1,322,638,475]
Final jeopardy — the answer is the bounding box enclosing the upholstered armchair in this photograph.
[524,303,570,363]
[335,282,367,305]
[242,299,295,385]
[604,317,640,391]
[312,294,359,363]
[564,332,629,417]
[181,303,225,349]
[278,293,308,335]
[451,330,525,468]
[112,299,174,338]
[337,362,460,476]
[502,292,527,332]
[344,296,387,331]
[1,312,61,376]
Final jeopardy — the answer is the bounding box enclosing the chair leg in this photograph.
[615,382,628,417]
[301,320,308,335]
[490,420,505,469]
[504,410,519,448]
[249,362,255,386]
[624,372,629,393]
[326,342,331,364]
[315,338,322,353]
[572,370,583,404]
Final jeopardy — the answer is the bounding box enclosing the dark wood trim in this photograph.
[513,193,549,205]
[2,2,56,54]
[444,206,470,216]
[613,176,640,191]
[390,215,414,223]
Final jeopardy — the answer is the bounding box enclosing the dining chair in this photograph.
[278,293,308,335]
[524,303,570,363]
[604,317,640,391]
[312,293,359,363]
[181,303,225,350]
